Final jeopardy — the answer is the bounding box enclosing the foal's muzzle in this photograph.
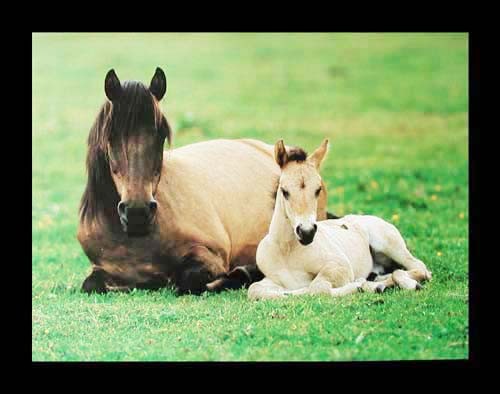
[296,224,317,245]
[117,199,158,236]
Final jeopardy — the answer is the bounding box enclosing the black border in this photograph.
[29,31,479,369]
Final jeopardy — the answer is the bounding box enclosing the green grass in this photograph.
[32,33,468,361]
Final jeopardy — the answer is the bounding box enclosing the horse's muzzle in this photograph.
[118,200,157,236]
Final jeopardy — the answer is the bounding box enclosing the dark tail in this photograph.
[206,264,264,293]
[327,211,342,219]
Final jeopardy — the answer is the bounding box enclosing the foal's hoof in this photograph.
[415,282,423,291]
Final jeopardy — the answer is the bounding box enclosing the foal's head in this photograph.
[275,139,329,245]
[82,67,171,236]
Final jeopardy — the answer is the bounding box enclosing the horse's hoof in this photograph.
[415,283,423,291]
[375,284,386,294]
[81,270,108,294]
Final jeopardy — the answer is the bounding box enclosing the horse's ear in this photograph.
[308,138,330,170]
[274,139,289,168]
[104,69,122,102]
[149,67,167,101]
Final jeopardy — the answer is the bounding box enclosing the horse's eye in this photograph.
[282,188,290,199]
[108,157,119,174]
[315,187,322,198]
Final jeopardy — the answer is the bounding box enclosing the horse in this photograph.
[77,67,332,295]
[247,138,433,300]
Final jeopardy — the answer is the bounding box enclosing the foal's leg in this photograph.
[248,277,289,300]
[392,269,427,290]
[361,269,428,292]
[364,217,432,280]
[249,264,367,300]
[284,264,365,298]
[282,281,364,297]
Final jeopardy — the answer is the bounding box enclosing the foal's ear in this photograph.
[104,69,123,102]
[308,138,330,170]
[149,67,167,101]
[274,139,289,168]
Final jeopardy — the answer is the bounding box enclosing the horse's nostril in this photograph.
[117,201,127,217]
[149,200,158,215]
[296,226,302,237]
[313,223,318,232]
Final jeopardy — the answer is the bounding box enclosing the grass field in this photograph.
[32,33,468,361]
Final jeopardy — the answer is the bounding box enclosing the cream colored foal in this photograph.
[248,139,432,300]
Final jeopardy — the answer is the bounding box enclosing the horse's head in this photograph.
[102,67,171,236]
[275,138,329,245]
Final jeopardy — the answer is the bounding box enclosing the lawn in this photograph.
[32,33,468,361]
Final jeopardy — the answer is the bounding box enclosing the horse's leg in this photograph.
[175,245,226,295]
[206,264,265,292]
[365,217,432,281]
[82,266,147,294]
[247,277,289,300]
[81,267,108,294]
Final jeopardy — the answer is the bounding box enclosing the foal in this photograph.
[248,139,432,300]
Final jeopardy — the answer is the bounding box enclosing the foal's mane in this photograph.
[286,147,307,163]
[79,81,172,224]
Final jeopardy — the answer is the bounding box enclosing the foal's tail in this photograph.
[206,264,264,293]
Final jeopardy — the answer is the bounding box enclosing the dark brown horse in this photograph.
[78,67,331,294]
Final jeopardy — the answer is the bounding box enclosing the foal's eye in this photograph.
[315,187,322,198]
[281,188,290,199]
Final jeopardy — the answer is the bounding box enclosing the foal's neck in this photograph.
[268,195,298,254]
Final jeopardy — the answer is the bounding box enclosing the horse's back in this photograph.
[163,139,279,268]
[169,138,274,158]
